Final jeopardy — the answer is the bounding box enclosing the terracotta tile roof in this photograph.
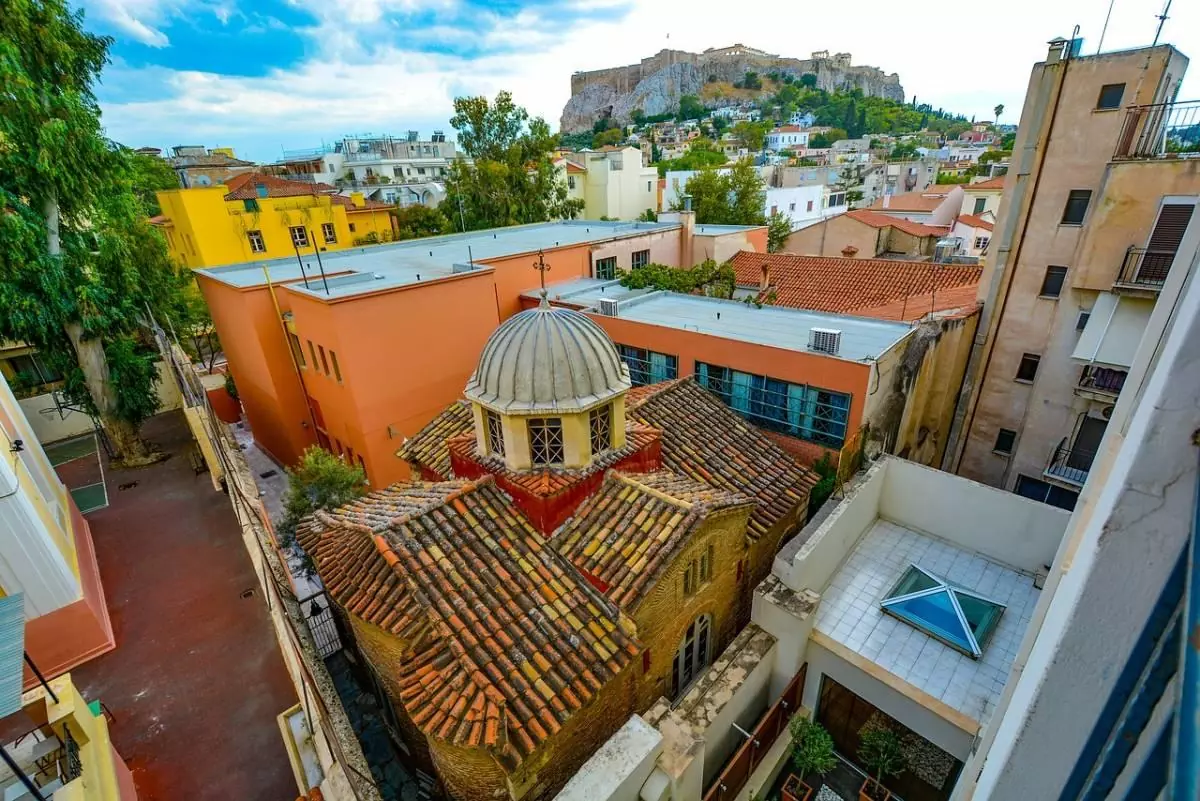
[965,177,1006,190]
[957,214,994,231]
[867,186,959,212]
[331,195,396,211]
[730,251,982,323]
[625,379,817,539]
[554,471,753,608]
[842,209,950,238]
[298,477,638,768]
[222,172,336,200]
[397,400,473,478]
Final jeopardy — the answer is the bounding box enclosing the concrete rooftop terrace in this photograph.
[531,278,914,362]
[195,219,695,297]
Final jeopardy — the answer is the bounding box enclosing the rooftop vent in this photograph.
[809,327,842,355]
[596,298,619,317]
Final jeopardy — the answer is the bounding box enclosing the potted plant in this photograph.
[783,714,836,801]
[858,728,905,801]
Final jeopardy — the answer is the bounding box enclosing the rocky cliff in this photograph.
[561,44,905,133]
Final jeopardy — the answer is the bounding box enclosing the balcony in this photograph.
[1075,365,1127,400]
[1113,99,1200,160]
[1045,437,1097,487]
[1114,246,1173,292]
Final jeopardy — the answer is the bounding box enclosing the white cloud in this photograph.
[97,0,1200,159]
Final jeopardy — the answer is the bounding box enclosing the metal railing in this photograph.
[299,590,343,660]
[60,724,81,783]
[1078,365,1128,396]
[1046,438,1097,486]
[1113,100,1200,160]
[1116,246,1174,289]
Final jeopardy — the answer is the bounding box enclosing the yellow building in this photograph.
[154,173,396,268]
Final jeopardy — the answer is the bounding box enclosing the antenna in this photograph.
[1098,0,1117,53]
[1153,0,1173,46]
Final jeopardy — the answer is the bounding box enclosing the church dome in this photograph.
[465,300,631,413]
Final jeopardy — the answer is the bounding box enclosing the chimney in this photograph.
[841,245,859,258]
[760,262,771,291]
[350,191,365,208]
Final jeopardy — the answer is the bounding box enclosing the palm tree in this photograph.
[994,103,1005,124]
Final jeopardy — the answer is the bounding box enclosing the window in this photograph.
[393,167,403,177]
[568,175,576,190]
[881,564,1006,659]
[1096,83,1125,110]
[1015,475,1079,511]
[973,196,987,214]
[290,226,309,248]
[1040,265,1068,297]
[993,428,1016,455]
[1015,353,1040,382]
[307,341,318,368]
[243,198,260,212]
[330,351,342,382]
[594,256,617,280]
[247,230,266,253]
[289,333,306,368]
[417,167,425,175]
[255,183,269,199]
[974,236,990,250]
[486,410,505,456]
[699,542,713,583]
[631,250,650,270]
[672,615,712,699]
[647,181,652,192]
[618,345,677,386]
[1061,190,1092,225]
[696,362,851,448]
[806,200,814,212]
[322,223,337,245]
[318,345,330,375]
[589,405,611,455]
[349,223,357,233]
[528,417,564,466]
[2,352,63,394]
[789,202,796,212]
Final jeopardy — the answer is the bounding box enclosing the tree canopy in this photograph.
[732,120,772,151]
[656,140,728,177]
[441,91,583,230]
[676,160,765,227]
[0,0,200,461]
[393,204,450,240]
[677,94,707,122]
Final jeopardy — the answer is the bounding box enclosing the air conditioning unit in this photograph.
[809,327,842,355]
[596,298,619,317]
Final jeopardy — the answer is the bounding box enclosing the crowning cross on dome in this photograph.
[534,249,551,304]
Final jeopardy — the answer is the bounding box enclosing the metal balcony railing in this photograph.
[1113,100,1200,160]
[1115,246,1174,290]
[1045,438,1097,486]
[1077,365,1128,396]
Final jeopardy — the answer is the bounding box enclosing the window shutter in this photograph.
[1146,203,1195,255]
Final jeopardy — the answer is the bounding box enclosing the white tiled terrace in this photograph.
[814,516,1039,725]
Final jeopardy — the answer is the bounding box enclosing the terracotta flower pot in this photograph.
[859,778,891,801]
[782,773,814,801]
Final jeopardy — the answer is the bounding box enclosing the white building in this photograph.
[765,126,810,151]
[558,146,658,220]
[663,169,846,229]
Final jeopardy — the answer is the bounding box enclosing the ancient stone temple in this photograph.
[300,296,816,800]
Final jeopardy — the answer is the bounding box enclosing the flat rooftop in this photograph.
[196,220,686,297]
[815,519,1037,725]
[605,291,913,362]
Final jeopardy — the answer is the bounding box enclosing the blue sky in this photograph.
[83,0,1200,162]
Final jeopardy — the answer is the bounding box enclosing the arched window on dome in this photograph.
[672,614,712,700]
[589,404,611,455]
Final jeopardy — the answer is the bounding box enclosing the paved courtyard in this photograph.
[65,412,300,800]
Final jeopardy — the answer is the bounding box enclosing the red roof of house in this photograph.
[330,194,395,211]
[843,209,950,238]
[730,251,983,322]
[868,185,960,212]
[965,177,1006,190]
[957,214,995,231]
[222,172,335,201]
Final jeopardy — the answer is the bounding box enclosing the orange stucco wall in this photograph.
[283,270,500,486]
[589,315,870,436]
[484,245,593,320]
[195,276,317,467]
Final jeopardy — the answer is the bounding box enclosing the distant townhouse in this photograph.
[557,146,658,220]
[868,184,964,224]
[167,144,256,188]
[662,168,847,228]
[958,175,1006,217]
[765,126,810,151]
[784,208,950,260]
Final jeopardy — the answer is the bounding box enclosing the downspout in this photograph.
[943,50,1072,473]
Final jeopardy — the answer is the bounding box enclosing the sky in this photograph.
[82,0,1200,163]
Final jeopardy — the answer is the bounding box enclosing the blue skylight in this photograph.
[881,565,1006,659]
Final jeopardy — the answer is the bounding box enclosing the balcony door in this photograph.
[1141,202,1196,283]
[1068,416,1108,472]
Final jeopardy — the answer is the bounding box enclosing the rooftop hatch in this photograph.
[880,564,1006,659]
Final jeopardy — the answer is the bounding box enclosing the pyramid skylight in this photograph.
[880,564,1006,659]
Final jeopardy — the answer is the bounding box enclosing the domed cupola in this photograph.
[464,295,631,471]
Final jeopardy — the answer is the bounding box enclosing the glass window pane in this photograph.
[885,592,978,655]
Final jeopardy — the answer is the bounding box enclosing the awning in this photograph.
[1072,293,1155,369]
[0,593,25,718]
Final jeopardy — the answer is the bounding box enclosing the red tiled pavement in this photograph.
[67,412,299,801]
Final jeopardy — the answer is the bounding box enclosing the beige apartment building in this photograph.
[948,39,1198,510]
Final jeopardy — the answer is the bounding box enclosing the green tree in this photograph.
[677,160,765,226]
[278,446,366,547]
[440,91,583,230]
[619,259,736,298]
[767,210,792,253]
[890,142,920,160]
[678,94,706,121]
[393,204,450,240]
[637,209,658,222]
[128,151,178,216]
[993,103,1005,124]
[0,0,202,462]
[741,71,762,90]
[593,127,624,147]
[936,173,970,184]
[630,108,646,127]
[809,128,848,148]
[656,140,728,177]
[732,120,772,151]
[979,149,1010,164]
[1000,132,1016,150]
[789,715,836,785]
[859,728,906,799]
[799,73,818,88]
